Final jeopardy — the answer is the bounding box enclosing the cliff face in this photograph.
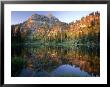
[11,11,100,42]
[67,12,100,39]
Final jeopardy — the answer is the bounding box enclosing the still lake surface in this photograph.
[11,45,100,77]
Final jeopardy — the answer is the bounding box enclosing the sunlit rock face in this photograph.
[16,13,66,39]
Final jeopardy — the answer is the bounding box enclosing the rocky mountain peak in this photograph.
[28,13,59,23]
[46,13,53,18]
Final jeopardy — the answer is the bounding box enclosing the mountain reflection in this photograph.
[11,45,100,77]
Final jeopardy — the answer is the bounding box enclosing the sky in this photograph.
[11,11,92,25]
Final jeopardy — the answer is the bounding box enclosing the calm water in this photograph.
[11,45,100,77]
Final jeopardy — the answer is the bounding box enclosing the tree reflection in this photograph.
[11,45,100,77]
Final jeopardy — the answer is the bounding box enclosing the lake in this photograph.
[11,45,100,77]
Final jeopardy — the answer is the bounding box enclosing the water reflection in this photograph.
[11,45,100,77]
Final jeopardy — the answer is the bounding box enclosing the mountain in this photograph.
[21,13,60,30]
[11,11,100,44]
[11,13,68,39]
